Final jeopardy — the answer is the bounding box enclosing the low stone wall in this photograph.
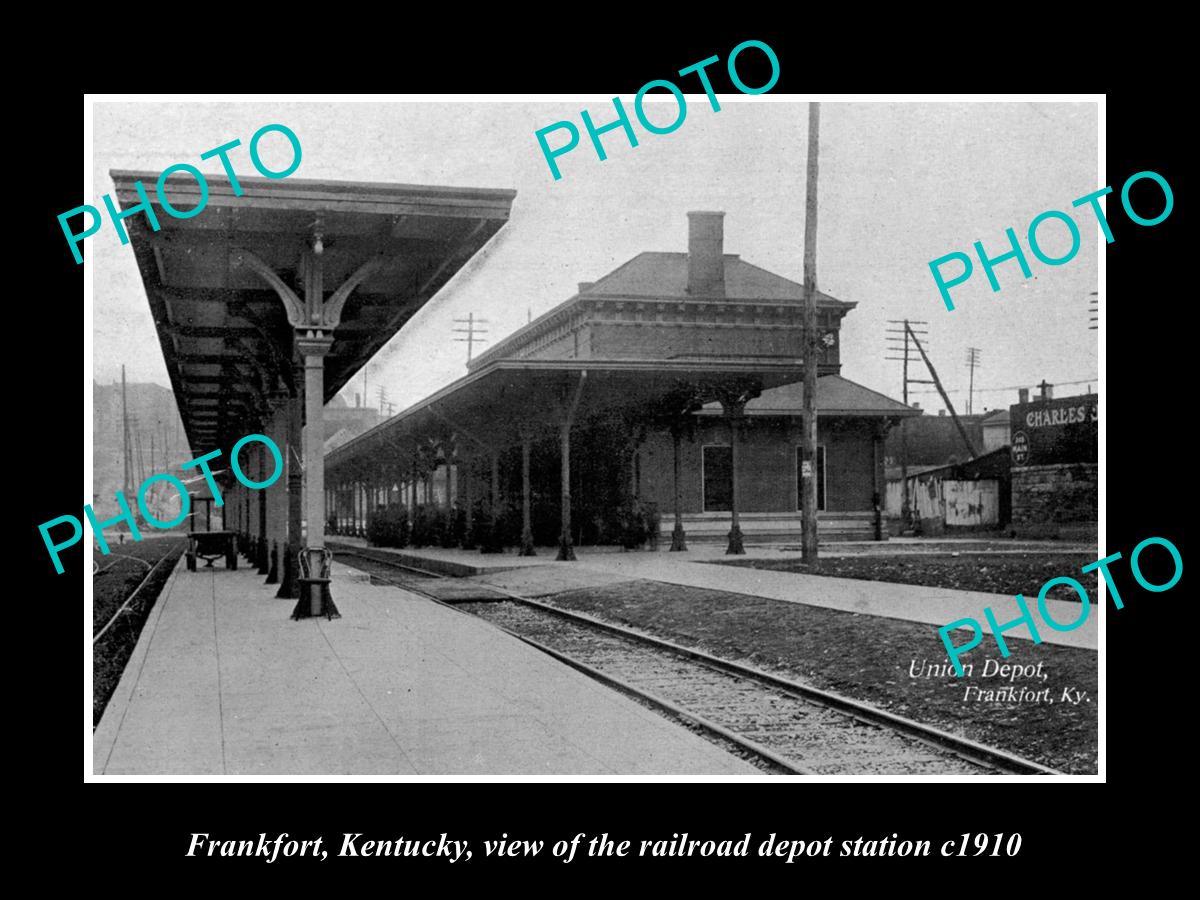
[1011,463,1097,526]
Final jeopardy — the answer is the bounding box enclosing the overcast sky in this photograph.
[90,99,1098,417]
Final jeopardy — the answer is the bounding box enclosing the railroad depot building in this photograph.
[326,211,920,551]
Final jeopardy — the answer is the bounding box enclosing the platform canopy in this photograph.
[113,171,517,457]
[326,356,807,471]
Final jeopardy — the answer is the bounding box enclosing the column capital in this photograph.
[295,330,334,358]
[711,375,761,417]
[720,399,748,419]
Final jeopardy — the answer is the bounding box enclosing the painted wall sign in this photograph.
[1008,395,1097,465]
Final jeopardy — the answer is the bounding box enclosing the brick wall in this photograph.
[589,322,806,360]
[1011,463,1098,525]
[637,417,878,514]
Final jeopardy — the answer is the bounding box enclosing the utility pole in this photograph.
[800,101,821,564]
[452,312,489,363]
[376,385,390,416]
[1088,291,1098,331]
[134,422,145,484]
[886,320,930,532]
[121,365,132,499]
[965,347,981,415]
[909,324,977,459]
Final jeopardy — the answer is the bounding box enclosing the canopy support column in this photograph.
[264,400,287,584]
[482,452,503,554]
[293,333,338,619]
[520,429,536,557]
[711,378,760,556]
[462,453,476,549]
[670,422,688,552]
[556,372,587,562]
[256,445,270,575]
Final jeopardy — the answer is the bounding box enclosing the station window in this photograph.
[702,445,732,512]
[796,445,826,511]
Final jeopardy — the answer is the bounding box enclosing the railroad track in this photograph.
[332,546,1061,776]
[94,552,153,578]
[93,547,180,643]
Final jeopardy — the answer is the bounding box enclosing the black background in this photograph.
[20,28,1183,884]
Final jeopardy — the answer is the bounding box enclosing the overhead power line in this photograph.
[906,377,1099,396]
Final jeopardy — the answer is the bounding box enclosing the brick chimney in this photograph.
[578,281,594,293]
[1018,388,1029,404]
[687,211,725,296]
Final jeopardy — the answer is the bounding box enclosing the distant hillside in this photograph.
[90,382,383,524]
[92,381,188,520]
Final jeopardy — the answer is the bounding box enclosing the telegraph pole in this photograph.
[376,385,394,416]
[1088,291,1098,331]
[453,312,489,363]
[965,347,981,414]
[886,320,930,532]
[800,102,821,563]
[133,421,145,484]
[121,365,132,498]
[909,324,977,459]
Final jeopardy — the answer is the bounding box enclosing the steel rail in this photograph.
[333,547,1061,776]
[93,552,175,644]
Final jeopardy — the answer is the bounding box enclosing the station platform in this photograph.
[332,538,1098,650]
[93,560,758,776]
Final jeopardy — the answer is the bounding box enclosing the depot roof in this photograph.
[325,356,811,473]
[113,170,516,458]
[475,252,856,368]
[699,375,923,417]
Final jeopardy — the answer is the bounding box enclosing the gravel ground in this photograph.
[466,600,993,775]
[713,552,1101,600]
[93,538,186,727]
[537,579,1098,774]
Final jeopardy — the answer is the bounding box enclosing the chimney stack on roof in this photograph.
[1018,388,1029,404]
[687,211,725,296]
[578,281,594,293]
